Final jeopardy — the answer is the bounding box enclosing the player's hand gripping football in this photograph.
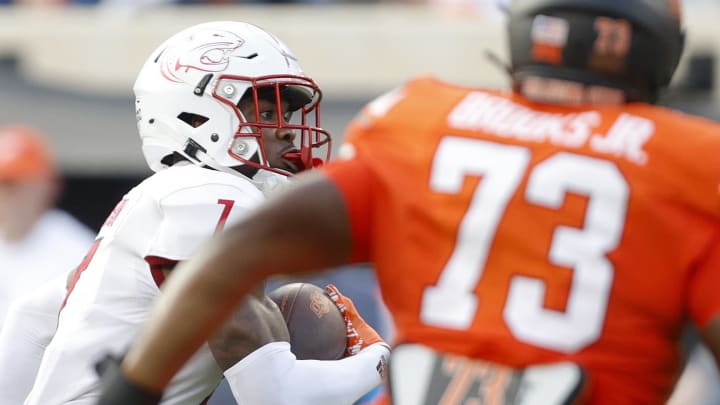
[325,284,388,357]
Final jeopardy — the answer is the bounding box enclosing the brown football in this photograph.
[268,282,347,360]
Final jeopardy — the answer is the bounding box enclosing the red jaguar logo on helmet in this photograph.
[160,29,246,83]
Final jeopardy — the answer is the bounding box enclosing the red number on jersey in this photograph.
[214,199,235,234]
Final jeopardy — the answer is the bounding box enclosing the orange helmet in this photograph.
[0,125,57,182]
[508,0,685,103]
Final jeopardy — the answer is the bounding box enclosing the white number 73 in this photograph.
[421,137,629,353]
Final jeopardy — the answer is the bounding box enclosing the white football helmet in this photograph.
[134,21,331,177]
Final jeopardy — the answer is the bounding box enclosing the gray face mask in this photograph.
[252,170,292,197]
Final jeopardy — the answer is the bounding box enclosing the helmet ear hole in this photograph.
[177,112,209,128]
[231,138,251,156]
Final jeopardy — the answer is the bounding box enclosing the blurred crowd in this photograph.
[0,0,486,6]
[0,0,713,8]
[0,0,424,5]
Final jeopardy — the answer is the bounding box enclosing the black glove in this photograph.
[94,354,162,405]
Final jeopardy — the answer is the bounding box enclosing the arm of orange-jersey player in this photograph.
[95,171,355,402]
[690,235,720,372]
[702,317,720,368]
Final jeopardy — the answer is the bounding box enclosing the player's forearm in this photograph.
[122,234,265,391]
[285,343,390,404]
[702,316,720,367]
[0,309,56,405]
[121,176,352,392]
[0,276,65,405]
[224,341,389,405]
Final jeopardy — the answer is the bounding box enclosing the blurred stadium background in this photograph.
[0,0,716,231]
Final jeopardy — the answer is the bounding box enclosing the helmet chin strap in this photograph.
[191,143,292,197]
[164,124,290,196]
[164,127,249,179]
[191,147,249,178]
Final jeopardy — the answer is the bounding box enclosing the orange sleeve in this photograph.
[321,157,374,263]
[688,233,720,328]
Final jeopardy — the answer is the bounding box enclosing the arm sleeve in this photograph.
[0,274,67,405]
[688,235,720,329]
[224,341,389,405]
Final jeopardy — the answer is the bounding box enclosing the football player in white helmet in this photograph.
[21,21,388,405]
[134,21,330,191]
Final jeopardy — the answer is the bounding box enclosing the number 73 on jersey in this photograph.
[421,137,629,353]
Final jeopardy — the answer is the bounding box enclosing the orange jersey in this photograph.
[322,77,720,404]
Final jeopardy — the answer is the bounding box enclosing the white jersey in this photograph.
[0,273,67,405]
[25,164,265,405]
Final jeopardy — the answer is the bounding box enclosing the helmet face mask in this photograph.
[214,76,331,176]
[134,21,331,178]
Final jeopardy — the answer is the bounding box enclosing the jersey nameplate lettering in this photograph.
[447,92,654,165]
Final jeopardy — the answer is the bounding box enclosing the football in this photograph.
[268,282,347,361]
